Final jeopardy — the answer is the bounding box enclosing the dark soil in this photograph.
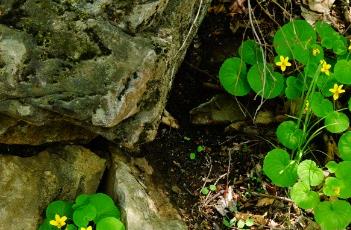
[142,1,307,229]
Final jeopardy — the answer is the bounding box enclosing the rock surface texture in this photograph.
[107,147,187,230]
[0,0,211,148]
[0,145,106,230]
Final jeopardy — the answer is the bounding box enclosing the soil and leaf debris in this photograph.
[144,0,351,229]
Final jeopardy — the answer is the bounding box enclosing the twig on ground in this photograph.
[250,191,293,203]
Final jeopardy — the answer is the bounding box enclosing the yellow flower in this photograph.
[275,56,292,72]
[49,214,67,229]
[320,60,331,76]
[312,48,320,56]
[80,226,92,230]
[329,83,346,100]
[348,40,351,52]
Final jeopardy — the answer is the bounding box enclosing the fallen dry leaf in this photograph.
[161,110,180,129]
[229,0,247,16]
[257,197,275,207]
[235,212,267,226]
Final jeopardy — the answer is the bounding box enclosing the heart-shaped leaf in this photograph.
[238,40,264,65]
[219,57,250,96]
[89,193,121,222]
[285,76,304,99]
[247,64,285,99]
[323,177,343,197]
[297,160,324,186]
[309,92,333,118]
[263,148,298,187]
[290,181,319,209]
[274,20,316,61]
[338,132,351,161]
[326,161,338,173]
[73,204,97,227]
[276,121,304,150]
[324,111,349,133]
[316,21,347,56]
[334,60,351,84]
[46,200,73,220]
[96,217,125,230]
[315,200,351,230]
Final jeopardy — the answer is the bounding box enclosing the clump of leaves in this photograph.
[219,19,351,230]
[189,145,206,160]
[223,217,254,229]
[200,184,217,195]
[39,193,124,230]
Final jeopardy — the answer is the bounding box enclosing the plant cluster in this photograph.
[189,145,206,160]
[219,20,351,230]
[39,193,125,230]
[223,216,254,229]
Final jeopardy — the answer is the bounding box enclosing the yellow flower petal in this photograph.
[49,220,58,226]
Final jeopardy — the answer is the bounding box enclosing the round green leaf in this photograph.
[316,21,347,56]
[290,181,319,209]
[96,217,125,230]
[219,57,250,96]
[238,40,264,65]
[297,160,324,186]
[323,177,342,197]
[285,76,304,99]
[324,111,349,133]
[276,121,303,150]
[89,193,121,222]
[46,200,73,220]
[209,184,216,192]
[315,200,351,230]
[73,194,90,209]
[189,152,196,160]
[273,20,316,59]
[73,204,97,227]
[339,132,351,160]
[333,39,347,55]
[201,187,209,195]
[237,219,245,229]
[326,161,338,173]
[38,219,57,230]
[245,218,254,227]
[316,74,336,97]
[334,60,351,84]
[304,62,319,78]
[247,64,285,99]
[335,161,351,180]
[263,148,298,187]
[65,225,78,230]
[309,92,333,118]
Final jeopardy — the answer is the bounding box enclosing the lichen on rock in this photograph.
[0,0,211,148]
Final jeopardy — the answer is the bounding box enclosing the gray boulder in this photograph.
[106,147,187,230]
[0,0,211,148]
[0,145,106,230]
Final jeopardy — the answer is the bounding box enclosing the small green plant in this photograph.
[189,152,196,160]
[189,145,206,160]
[200,187,209,195]
[39,193,125,230]
[219,19,351,230]
[200,184,217,195]
[223,217,254,229]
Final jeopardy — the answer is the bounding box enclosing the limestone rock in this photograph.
[0,0,211,148]
[106,147,187,230]
[190,94,246,125]
[0,145,106,230]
